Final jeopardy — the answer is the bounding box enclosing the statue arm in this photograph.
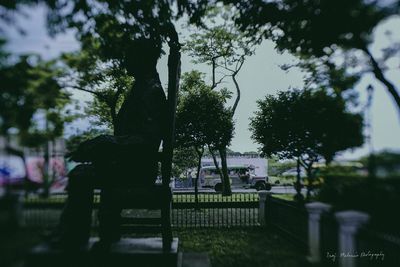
[114,135,145,146]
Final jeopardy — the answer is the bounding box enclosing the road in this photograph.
[173,185,306,195]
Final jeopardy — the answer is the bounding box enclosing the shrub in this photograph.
[316,175,400,233]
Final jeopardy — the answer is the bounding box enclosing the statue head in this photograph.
[125,38,162,77]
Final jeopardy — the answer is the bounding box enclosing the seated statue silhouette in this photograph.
[50,38,167,250]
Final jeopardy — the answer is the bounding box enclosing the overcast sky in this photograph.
[3,6,400,160]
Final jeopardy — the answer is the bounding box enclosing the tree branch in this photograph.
[212,58,216,88]
[213,74,229,89]
[361,45,400,117]
[298,157,308,169]
[63,84,108,101]
[211,55,223,89]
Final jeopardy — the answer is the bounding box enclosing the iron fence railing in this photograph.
[172,192,259,228]
[266,196,308,250]
[21,192,260,228]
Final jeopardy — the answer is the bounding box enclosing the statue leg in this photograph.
[98,188,122,244]
[56,164,95,247]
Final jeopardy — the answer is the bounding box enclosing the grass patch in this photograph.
[176,228,306,267]
[0,229,42,267]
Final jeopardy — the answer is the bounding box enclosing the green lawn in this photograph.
[177,228,307,267]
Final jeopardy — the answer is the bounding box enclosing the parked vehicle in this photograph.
[280,168,324,186]
[280,168,307,178]
[200,165,271,192]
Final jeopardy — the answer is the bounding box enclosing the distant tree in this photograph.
[176,71,234,200]
[360,150,400,177]
[184,7,255,195]
[0,45,75,197]
[268,156,297,177]
[250,89,364,199]
[184,6,256,110]
[172,147,198,179]
[0,50,73,146]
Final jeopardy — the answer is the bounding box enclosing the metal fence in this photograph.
[172,192,259,228]
[20,191,260,228]
[266,195,308,250]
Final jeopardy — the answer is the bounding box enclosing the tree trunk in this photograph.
[305,166,313,201]
[5,140,29,196]
[219,147,232,196]
[195,147,204,209]
[368,152,377,180]
[110,103,117,134]
[231,73,240,114]
[298,157,315,201]
[42,117,50,198]
[294,157,304,203]
[209,145,223,179]
[3,135,11,195]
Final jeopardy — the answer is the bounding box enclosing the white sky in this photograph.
[3,6,400,160]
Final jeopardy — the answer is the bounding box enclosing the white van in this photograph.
[200,165,270,192]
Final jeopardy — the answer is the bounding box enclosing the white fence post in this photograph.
[258,191,270,226]
[335,211,370,267]
[305,202,332,264]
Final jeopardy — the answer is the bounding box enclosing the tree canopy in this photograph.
[176,71,234,152]
[229,0,393,55]
[172,147,198,178]
[32,0,214,67]
[250,88,364,198]
[0,44,73,146]
[250,89,364,165]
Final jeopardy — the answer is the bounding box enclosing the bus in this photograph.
[200,165,271,192]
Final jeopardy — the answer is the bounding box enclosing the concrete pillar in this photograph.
[258,191,271,226]
[335,211,370,267]
[305,202,332,263]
